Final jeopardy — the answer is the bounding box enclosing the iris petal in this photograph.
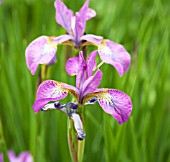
[25,36,57,75]
[76,51,87,89]
[66,56,79,76]
[83,89,132,124]
[75,0,91,40]
[81,69,102,97]
[25,35,72,75]
[80,34,103,45]
[54,0,73,34]
[86,50,98,77]
[98,40,131,77]
[33,80,79,113]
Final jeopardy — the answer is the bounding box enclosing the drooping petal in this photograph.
[80,34,103,45]
[33,80,79,113]
[81,69,102,98]
[66,56,79,76]
[54,0,73,34]
[25,36,56,75]
[98,40,131,77]
[76,51,87,89]
[83,89,132,124]
[86,50,98,77]
[25,35,72,75]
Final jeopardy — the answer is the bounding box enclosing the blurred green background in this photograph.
[0,0,170,161]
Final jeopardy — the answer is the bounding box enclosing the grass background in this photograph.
[0,0,170,161]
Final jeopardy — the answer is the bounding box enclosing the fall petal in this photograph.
[98,40,131,77]
[97,89,132,124]
[25,36,57,75]
[82,89,132,124]
[34,80,78,113]
[25,35,72,75]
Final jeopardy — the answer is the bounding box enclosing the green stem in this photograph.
[67,106,85,162]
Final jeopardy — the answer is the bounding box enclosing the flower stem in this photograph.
[68,107,85,162]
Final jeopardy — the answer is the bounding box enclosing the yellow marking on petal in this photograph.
[55,81,79,102]
[82,89,109,105]
[61,41,74,47]
[81,41,96,48]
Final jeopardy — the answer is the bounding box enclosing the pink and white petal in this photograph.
[34,80,79,113]
[98,40,131,77]
[80,34,103,45]
[25,36,57,75]
[66,56,79,75]
[86,50,98,77]
[81,69,102,96]
[94,89,132,124]
[54,0,73,34]
[25,35,72,75]
[36,80,77,100]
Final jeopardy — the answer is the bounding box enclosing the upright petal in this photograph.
[75,0,90,43]
[81,69,102,98]
[75,12,86,45]
[25,35,72,75]
[66,56,79,76]
[76,51,87,89]
[86,50,98,77]
[79,0,96,20]
[86,8,96,20]
[33,80,78,113]
[83,89,132,124]
[54,0,73,34]
[98,40,131,77]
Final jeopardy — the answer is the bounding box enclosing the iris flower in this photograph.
[33,51,132,139]
[0,151,33,162]
[25,0,130,77]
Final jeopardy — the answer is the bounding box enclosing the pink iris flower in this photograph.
[25,0,130,77]
[33,51,132,128]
